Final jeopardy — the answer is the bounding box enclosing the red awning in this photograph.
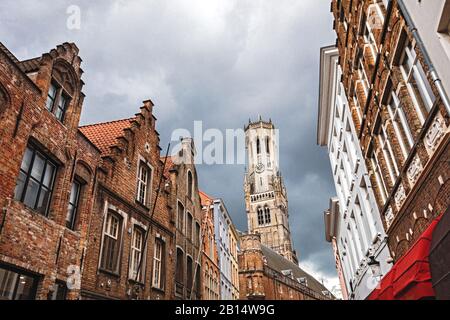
[368,216,441,300]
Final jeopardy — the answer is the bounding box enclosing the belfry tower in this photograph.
[244,118,298,263]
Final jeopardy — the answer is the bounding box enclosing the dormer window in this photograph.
[46,81,69,122]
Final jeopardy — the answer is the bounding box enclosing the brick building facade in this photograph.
[238,234,333,300]
[78,101,174,300]
[0,42,94,300]
[164,139,203,300]
[0,42,179,300]
[330,0,450,299]
[199,191,221,300]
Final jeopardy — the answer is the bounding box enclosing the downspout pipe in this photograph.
[397,0,450,116]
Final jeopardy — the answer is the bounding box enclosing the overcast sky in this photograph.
[0,0,340,293]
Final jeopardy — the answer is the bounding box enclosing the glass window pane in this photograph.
[30,155,45,181]
[69,182,80,204]
[0,269,18,300]
[36,187,51,215]
[20,148,34,172]
[42,163,55,188]
[23,179,40,208]
[14,171,27,201]
[14,274,35,300]
[55,107,64,121]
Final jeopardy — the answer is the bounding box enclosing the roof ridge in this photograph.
[0,42,20,63]
[79,117,134,129]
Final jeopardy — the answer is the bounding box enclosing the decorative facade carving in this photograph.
[394,183,406,209]
[407,154,423,185]
[425,116,446,153]
[385,207,395,229]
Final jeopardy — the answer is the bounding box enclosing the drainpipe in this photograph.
[397,0,450,116]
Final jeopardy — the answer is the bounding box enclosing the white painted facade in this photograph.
[318,46,392,300]
[212,198,236,300]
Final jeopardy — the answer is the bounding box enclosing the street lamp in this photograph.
[368,256,381,278]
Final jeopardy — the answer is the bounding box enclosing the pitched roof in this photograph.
[199,190,214,206]
[79,118,133,156]
[260,245,334,298]
[160,156,175,178]
[0,42,19,63]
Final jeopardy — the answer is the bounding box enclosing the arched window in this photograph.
[256,138,261,154]
[175,248,184,293]
[257,207,264,225]
[266,137,270,155]
[264,206,271,224]
[187,170,193,199]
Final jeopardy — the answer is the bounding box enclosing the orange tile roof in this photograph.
[199,190,214,206]
[79,118,133,156]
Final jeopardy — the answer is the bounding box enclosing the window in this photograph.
[378,126,399,184]
[66,181,81,230]
[187,212,193,241]
[100,212,123,274]
[14,145,57,216]
[387,91,414,157]
[266,137,270,155]
[264,206,271,224]
[195,222,201,247]
[175,248,184,294]
[50,281,67,300]
[137,163,150,205]
[152,239,165,289]
[45,81,69,122]
[195,264,201,299]
[0,266,38,300]
[187,171,193,199]
[177,201,185,233]
[46,83,58,111]
[256,138,261,154]
[129,227,145,281]
[371,154,388,205]
[400,41,436,124]
[257,207,264,225]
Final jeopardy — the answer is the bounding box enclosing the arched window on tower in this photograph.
[256,138,261,154]
[266,137,270,155]
[187,170,193,199]
[264,206,271,224]
[257,207,264,225]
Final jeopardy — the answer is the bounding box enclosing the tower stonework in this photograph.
[244,119,298,263]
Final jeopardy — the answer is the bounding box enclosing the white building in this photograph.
[212,198,238,300]
[318,46,392,300]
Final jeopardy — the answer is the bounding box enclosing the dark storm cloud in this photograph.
[0,0,338,283]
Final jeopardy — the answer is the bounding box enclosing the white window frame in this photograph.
[137,164,149,205]
[378,126,399,184]
[387,89,414,157]
[129,226,145,281]
[98,203,127,275]
[400,41,436,124]
[152,238,164,289]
